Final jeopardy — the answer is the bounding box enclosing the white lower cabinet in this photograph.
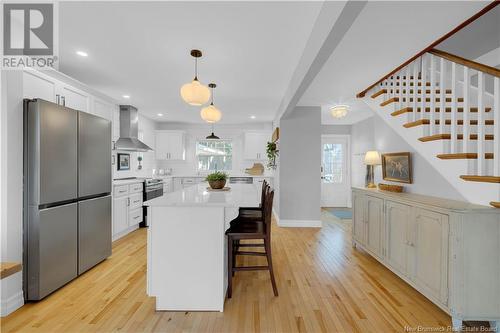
[352,188,500,327]
[112,182,143,240]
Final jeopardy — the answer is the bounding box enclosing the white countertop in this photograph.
[144,182,259,208]
[113,178,145,186]
[154,174,273,179]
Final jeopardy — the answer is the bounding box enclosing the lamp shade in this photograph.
[364,151,381,165]
[200,104,222,123]
[180,79,211,106]
[330,105,349,118]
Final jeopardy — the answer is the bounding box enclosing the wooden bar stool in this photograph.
[231,180,268,226]
[226,188,278,298]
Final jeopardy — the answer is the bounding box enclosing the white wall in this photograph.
[351,116,466,201]
[279,107,321,226]
[112,112,158,179]
[321,124,351,135]
[0,70,25,317]
[155,122,273,176]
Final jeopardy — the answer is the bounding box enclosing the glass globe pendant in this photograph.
[200,83,222,123]
[180,50,211,106]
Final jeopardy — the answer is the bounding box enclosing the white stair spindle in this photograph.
[494,77,499,176]
[413,61,418,122]
[421,54,427,121]
[477,71,485,176]
[451,62,458,154]
[399,70,403,110]
[439,58,446,135]
[430,55,436,135]
[406,66,411,122]
[463,66,470,153]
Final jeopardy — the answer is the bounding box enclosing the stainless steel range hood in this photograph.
[115,105,153,152]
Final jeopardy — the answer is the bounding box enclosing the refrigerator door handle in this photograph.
[56,94,60,105]
[61,96,65,106]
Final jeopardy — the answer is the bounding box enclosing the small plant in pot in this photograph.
[206,171,228,190]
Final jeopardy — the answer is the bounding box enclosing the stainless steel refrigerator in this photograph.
[23,99,112,301]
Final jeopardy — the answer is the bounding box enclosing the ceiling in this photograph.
[58,1,324,124]
[299,1,488,125]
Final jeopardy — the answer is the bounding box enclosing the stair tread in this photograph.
[371,89,386,99]
[380,97,398,107]
[460,175,500,183]
[437,153,493,160]
[419,134,494,142]
[403,119,494,128]
[391,106,492,114]
[491,202,500,209]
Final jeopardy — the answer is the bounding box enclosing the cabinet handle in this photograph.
[56,94,60,105]
[127,198,130,206]
[61,96,65,106]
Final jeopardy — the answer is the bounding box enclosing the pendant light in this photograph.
[330,104,349,118]
[200,83,222,123]
[206,124,220,140]
[180,50,211,106]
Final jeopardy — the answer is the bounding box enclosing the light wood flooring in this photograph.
[1,213,454,333]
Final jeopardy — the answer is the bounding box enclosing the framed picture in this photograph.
[381,152,412,184]
[117,153,130,171]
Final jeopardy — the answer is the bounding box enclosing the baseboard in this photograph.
[112,224,140,242]
[277,219,322,228]
[0,289,24,317]
[272,208,279,224]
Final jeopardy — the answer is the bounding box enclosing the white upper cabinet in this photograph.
[243,132,269,160]
[60,85,89,112]
[155,131,185,160]
[23,70,57,102]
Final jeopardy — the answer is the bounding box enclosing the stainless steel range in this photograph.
[141,178,164,227]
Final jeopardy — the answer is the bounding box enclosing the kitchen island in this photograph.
[144,182,260,312]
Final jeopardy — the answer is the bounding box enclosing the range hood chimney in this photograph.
[115,105,153,152]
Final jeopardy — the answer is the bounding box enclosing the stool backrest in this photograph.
[259,180,268,208]
[263,188,274,237]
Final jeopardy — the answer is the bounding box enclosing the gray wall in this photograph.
[321,124,351,135]
[351,116,466,201]
[279,107,321,223]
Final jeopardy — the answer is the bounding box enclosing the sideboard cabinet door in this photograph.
[411,208,449,305]
[352,193,365,244]
[385,201,411,276]
[365,196,384,258]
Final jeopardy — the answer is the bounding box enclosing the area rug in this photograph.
[324,208,352,220]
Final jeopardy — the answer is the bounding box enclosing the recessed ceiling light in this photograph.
[157,113,163,117]
[250,115,256,119]
[122,95,130,99]
[76,51,88,57]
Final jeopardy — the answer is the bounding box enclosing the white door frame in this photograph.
[321,134,352,208]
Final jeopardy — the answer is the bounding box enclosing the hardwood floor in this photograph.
[1,213,453,333]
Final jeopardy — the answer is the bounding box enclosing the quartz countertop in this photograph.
[154,174,273,179]
[113,178,145,186]
[144,182,259,207]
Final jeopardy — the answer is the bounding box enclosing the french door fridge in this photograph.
[24,99,111,301]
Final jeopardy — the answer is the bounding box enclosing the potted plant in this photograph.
[137,155,143,170]
[266,141,279,170]
[206,171,228,189]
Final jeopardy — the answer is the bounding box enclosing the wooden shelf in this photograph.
[1,262,22,279]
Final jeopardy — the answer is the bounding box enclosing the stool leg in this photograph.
[265,238,278,297]
[227,236,233,298]
[232,241,237,277]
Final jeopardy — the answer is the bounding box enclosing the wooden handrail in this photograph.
[357,1,499,98]
[429,49,500,78]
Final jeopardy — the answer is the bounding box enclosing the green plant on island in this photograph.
[205,171,228,182]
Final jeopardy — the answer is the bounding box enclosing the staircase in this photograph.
[361,49,500,207]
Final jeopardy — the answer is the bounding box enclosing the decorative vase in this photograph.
[208,179,226,189]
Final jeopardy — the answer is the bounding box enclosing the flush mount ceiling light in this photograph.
[250,115,256,119]
[180,49,211,106]
[200,83,221,123]
[122,95,130,99]
[157,113,163,117]
[330,105,349,118]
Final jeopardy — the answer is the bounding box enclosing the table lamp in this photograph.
[364,151,381,188]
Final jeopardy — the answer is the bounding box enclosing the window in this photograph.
[196,140,233,171]
[322,143,343,183]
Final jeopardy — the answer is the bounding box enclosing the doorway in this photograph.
[321,135,351,208]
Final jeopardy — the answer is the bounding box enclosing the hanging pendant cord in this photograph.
[194,57,198,80]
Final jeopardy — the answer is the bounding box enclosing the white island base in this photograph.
[145,183,259,312]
